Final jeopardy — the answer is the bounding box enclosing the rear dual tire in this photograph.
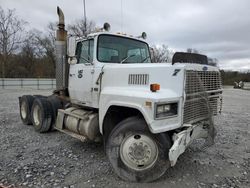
[19,95,62,133]
[31,98,53,133]
[47,95,62,130]
[19,95,35,125]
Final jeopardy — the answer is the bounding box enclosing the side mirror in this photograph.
[67,36,76,57]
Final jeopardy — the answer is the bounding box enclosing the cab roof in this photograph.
[81,32,147,43]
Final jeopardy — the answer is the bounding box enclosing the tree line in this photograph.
[0,6,95,78]
[0,6,249,85]
[221,70,250,85]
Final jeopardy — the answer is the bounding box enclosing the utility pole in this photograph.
[121,0,123,32]
[83,0,87,35]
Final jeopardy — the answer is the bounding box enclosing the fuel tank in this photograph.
[63,107,99,141]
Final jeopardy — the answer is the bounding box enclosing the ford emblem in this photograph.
[203,66,208,71]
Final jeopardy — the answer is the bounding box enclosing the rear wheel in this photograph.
[106,117,171,182]
[31,98,53,133]
[47,95,62,130]
[19,95,35,125]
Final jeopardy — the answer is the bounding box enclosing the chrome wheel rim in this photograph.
[20,101,27,119]
[120,134,158,171]
[33,105,41,126]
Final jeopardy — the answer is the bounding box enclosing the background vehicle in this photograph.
[234,81,244,89]
[18,7,222,182]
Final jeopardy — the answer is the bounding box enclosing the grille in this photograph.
[185,71,222,94]
[183,70,222,124]
[128,74,149,85]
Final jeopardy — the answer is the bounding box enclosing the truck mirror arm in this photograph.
[79,55,94,65]
[68,56,77,65]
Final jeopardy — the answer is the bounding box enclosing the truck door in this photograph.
[68,39,94,105]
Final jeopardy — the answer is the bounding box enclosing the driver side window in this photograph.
[75,39,94,64]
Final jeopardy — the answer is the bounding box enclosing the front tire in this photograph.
[106,117,171,182]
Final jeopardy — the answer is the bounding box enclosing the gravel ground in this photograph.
[0,88,249,188]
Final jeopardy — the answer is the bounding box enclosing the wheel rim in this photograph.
[120,134,158,171]
[20,101,27,119]
[33,104,41,126]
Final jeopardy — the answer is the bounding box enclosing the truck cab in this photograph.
[68,33,151,107]
[18,7,223,183]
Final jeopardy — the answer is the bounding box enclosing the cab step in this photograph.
[54,127,87,142]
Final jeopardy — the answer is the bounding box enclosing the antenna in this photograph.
[83,0,87,35]
[121,0,123,32]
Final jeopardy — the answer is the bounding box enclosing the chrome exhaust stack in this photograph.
[55,6,68,90]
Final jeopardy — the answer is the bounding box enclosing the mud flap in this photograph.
[168,122,216,166]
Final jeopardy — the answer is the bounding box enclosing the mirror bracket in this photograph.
[68,57,77,65]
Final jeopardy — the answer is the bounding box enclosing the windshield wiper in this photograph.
[120,54,135,64]
[141,56,150,63]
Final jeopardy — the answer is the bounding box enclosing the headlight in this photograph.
[155,102,178,119]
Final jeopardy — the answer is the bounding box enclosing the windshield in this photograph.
[97,34,151,63]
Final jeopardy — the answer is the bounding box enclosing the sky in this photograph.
[1,0,250,71]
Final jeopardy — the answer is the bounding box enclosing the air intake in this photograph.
[128,74,149,85]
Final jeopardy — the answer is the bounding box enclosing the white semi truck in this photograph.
[18,7,223,182]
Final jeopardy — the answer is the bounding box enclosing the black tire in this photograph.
[47,95,63,129]
[19,95,35,125]
[33,95,47,99]
[31,98,53,133]
[106,117,171,182]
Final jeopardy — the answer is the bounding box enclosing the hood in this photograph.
[101,63,185,98]
[101,63,220,98]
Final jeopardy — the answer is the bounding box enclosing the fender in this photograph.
[99,87,183,134]
[99,88,155,134]
[100,101,151,133]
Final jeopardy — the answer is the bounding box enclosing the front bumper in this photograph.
[168,120,216,166]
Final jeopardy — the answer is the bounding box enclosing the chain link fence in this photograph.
[0,78,56,89]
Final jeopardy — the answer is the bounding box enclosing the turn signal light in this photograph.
[150,84,160,92]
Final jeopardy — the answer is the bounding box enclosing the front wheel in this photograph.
[106,117,171,182]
